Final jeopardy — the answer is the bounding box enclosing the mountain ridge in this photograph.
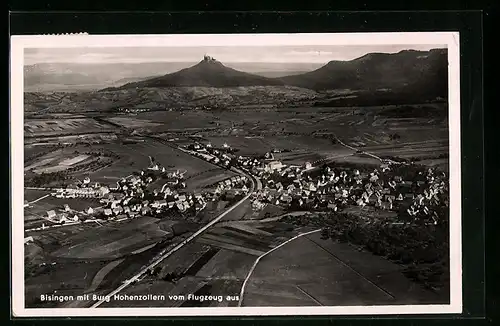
[277,48,448,95]
[106,55,284,90]
[105,49,448,100]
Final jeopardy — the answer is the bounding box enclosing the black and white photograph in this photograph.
[10,33,462,317]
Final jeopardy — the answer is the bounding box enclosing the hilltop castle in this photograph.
[203,55,216,62]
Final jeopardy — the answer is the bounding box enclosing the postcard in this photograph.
[10,32,461,317]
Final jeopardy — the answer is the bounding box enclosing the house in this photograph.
[178,195,187,202]
[168,201,175,209]
[341,189,349,198]
[280,194,292,204]
[195,202,206,211]
[402,181,413,187]
[176,202,185,211]
[407,206,418,216]
[385,195,396,202]
[86,207,94,214]
[327,202,338,211]
[267,160,284,170]
[404,193,415,200]
[64,204,71,212]
[59,213,69,222]
[380,201,393,210]
[104,208,113,216]
[128,211,139,219]
[304,162,312,170]
[397,193,403,201]
[356,199,366,207]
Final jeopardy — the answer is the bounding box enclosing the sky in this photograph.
[24,44,445,66]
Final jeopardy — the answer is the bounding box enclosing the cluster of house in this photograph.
[179,141,449,224]
[44,151,258,224]
[101,191,207,219]
[183,142,276,172]
[45,204,82,223]
[96,168,205,219]
[53,177,110,199]
[183,142,234,167]
[45,164,195,222]
[211,175,250,200]
[404,168,448,223]
[251,160,448,224]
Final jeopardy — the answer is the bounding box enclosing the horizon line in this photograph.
[24,48,447,66]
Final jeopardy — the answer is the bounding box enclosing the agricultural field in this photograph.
[24,216,201,308]
[103,116,163,129]
[124,110,222,132]
[106,220,307,307]
[25,258,110,308]
[24,145,57,162]
[184,168,237,192]
[46,217,170,260]
[241,231,442,307]
[202,135,341,157]
[89,139,218,186]
[24,146,114,179]
[24,189,51,203]
[24,118,112,137]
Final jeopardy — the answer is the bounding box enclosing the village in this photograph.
[182,141,449,226]
[38,154,251,228]
[35,138,449,230]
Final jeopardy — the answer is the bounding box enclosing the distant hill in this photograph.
[108,56,284,90]
[23,62,196,92]
[24,61,321,92]
[24,64,101,87]
[277,49,448,98]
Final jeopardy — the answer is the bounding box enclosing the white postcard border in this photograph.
[10,32,462,317]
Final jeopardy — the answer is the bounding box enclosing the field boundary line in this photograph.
[304,236,396,300]
[237,228,322,307]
